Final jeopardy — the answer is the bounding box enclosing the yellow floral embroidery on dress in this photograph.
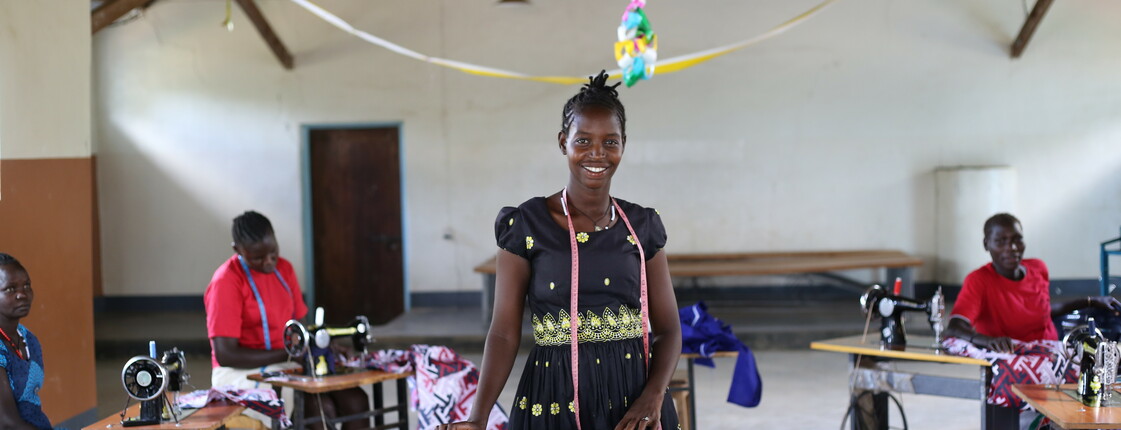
[531,306,644,346]
[569,402,575,413]
[655,208,661,215]
[519,397,527,410]
[525,236,534,250]
[532,404,542,417]
[550,402,560,415]
[509,218,514,226]
[549,282,555,290]
[604,278,611,286]
[576,232,589,243]
[626,235,636,245]
[625,352,632,359]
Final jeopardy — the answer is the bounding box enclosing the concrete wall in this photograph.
[93,0,1121,297]
[0,1,98,424]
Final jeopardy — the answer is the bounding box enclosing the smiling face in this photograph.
[0,264,33,322]
[234,234,280,274]
[984,221,1025,279]
[558,106,626,192]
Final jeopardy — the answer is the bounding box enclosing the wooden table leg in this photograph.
[687,357,697,430]
[294,391,306,430]
[373,381,385,427]
[397,377,409,429]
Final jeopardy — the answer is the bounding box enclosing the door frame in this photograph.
[300,122,409,314]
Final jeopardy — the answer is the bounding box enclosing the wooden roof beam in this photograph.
[1010,0,1055,58]
[235,0,294,69]
[91,0,153,34]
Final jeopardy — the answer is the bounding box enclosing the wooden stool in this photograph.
[669,372,691,430]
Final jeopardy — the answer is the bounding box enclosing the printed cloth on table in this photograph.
[178,386,291,428]
[679,301,762,407]
[942,337,1077,409]
[349,345,509,430]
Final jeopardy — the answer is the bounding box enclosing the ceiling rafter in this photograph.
[235,0,294,70]
[91,0,154,34]
[1010,0,1054,58]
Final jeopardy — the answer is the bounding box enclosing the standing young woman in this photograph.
[0,254,51,429]
[440,72,681,430]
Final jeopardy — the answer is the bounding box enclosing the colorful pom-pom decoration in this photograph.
[614,0,657,87]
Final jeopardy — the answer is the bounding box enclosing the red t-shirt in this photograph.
[951,258,1056,342]
[204,254,308,368]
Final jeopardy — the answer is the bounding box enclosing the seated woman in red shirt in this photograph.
[946,213,1121,352]
[205,211,368,428]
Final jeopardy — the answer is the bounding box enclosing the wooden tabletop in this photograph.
[473,250,922,276]
[248,368,414,394]
[1013,384,1121,429]
[83,403,245,430]
[810,335,990,366]
[681,351,739,359]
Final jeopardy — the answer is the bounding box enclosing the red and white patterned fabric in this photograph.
[943,337,1077,409]
[354,345,509,430]
[178,386,291,428]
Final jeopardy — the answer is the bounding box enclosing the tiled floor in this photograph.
[93,301,988,429]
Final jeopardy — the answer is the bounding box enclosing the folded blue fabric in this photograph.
[679,301,762,407]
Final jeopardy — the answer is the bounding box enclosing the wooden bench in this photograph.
[473,250,923,323]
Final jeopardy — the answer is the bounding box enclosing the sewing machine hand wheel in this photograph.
[121,356,169,401]
[284,319,310,357]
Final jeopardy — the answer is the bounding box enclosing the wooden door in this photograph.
[309,127,404,325]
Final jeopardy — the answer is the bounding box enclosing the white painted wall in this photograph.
[0,1,91,159]
[93,0,1121,297]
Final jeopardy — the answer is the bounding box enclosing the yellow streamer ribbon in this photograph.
[290,0,839,85]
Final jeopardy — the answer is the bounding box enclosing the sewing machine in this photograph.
[119,344,190,426]
[283,308,374,377]
[860,284,945,350]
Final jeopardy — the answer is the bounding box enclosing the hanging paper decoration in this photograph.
[614,0,657,87]
[290,0,839,85]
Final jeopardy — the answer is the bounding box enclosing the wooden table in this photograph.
[474,250,923,323]
[83,403,245,430]
[810,335,1011,430]
[1013,384,1121,429]
[248,368,413,430]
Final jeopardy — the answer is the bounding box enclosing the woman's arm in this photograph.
[944,317,1013,353]
[211,337,290,369]
[616,250,681,430]
[1052,296,1121,318]
[0,370,39,430]
[440,250,529,430]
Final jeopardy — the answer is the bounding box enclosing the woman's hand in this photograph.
[614,393,662,430]
[1088,296,1121,315]
[434,420,484,430]
[973,334,1014,353]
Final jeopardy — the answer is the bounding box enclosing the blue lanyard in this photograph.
[237,255,293,351]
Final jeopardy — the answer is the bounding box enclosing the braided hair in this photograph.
[560,70,627,138]
[232,210,275,247]
[983,213,1021,241]
[0,253,23,271]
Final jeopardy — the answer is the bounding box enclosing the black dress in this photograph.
[495,196,680,430]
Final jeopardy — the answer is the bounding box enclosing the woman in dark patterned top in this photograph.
[440,71,681,430]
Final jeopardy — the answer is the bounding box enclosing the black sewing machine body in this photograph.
[284,309,374,377]
[860,285,944,349]
[119,346,190,427]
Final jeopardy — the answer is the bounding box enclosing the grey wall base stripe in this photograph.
[56,407,98,430]
[93,279,1102,312]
